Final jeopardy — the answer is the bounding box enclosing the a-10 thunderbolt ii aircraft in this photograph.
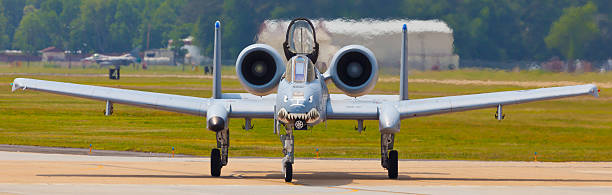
[11,18,599,182]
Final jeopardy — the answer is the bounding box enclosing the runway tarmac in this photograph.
[1,149,612,194]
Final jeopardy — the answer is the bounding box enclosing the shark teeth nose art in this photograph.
[277,108,320,123]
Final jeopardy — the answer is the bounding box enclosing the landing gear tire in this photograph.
[211,148,222,177]
[387,150,398,179]
[284,162,293,182]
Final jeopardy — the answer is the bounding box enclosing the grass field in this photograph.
[1,63,611,161]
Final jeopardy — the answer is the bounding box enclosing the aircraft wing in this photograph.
[10,78,275,118]
[327,84,599,120]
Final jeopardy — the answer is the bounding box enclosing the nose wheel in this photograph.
[284,162,293,182]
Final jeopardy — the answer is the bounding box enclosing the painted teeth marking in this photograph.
[281,109,320,123]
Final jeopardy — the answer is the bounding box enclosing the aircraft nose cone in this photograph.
[208,116,225,132]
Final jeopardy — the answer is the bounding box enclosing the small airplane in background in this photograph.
[11,18,599,182]
[82,53,136,66]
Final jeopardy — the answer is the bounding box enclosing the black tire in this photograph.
[211,148,222,177]
[387,150,398,179]
[284,162,293,182]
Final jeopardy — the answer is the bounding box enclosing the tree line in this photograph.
[0,0,610,63]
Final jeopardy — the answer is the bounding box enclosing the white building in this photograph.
[39,46,65,62]
[144,49,174,65]
[256,19,459,71]
[181,36,211,65]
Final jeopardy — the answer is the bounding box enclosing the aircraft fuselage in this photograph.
[275,55,327,130]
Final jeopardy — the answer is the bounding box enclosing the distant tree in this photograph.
[149,0,182,49]
[109,0,141,52]
[0,2,9,49]
[545,2,600,62]
[0,0,25,48]
[133,0,164,51]
[58,0,80,52]
[70,0,117,53]
[1,0,610,64]
[186,0,222,57]
[221,0,259,58]
[38,0,63,48]
[168,23,190,66]
[12,7,48,64]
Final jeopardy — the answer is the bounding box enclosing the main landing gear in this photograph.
[209,126,398,181]
[280,126,295,182]
[381,133,398,179]
[211,129,229,177]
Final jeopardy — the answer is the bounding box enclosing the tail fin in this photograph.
[212,21,222,99]
[399,24,409,100]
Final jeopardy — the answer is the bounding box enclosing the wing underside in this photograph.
[11,78,275,118]
[11,78,599,121]
[326,84,599,120]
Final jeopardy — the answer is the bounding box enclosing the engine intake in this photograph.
[236,44,285,96]
[328,45,378,97]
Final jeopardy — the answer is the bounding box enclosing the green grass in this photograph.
[1,63,611,161]
[409,68,612,83]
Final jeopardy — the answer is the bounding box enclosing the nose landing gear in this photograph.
[381,133,398,179]
[211,129,229,177]
[280,127,295,182]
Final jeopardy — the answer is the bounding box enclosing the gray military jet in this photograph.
[82,53,136,66]
[11,18,599,182]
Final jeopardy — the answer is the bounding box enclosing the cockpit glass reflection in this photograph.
[288,20,315,54]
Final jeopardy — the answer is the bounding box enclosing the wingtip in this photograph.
[590,85,600,97]
[11,78,25,92]
[402,24,407,31]
[215,21,220,29]
[11,82,17,92]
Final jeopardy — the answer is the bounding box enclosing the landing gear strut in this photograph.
[381,133,398,179]
[280,126,294,182]
[211,129,229,177]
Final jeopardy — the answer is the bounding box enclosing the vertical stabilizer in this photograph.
[212,21,222,99]
[399,24,409,100]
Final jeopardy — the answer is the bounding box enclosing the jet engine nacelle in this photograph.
[236,44,285,96]
[328,45,378,97]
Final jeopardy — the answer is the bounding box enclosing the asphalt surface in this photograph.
[0,146,612,194]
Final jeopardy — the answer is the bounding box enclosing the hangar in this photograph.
[256,19,459,71]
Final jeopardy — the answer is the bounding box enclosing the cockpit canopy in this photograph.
[285,55,316,83]
[287,20,315,55]
[283,18,319,64]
